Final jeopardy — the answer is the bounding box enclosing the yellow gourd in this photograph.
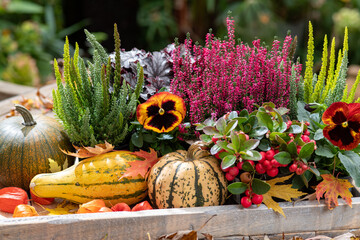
[30,151,148,207]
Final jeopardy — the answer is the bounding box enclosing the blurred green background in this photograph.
[1,0,360,86]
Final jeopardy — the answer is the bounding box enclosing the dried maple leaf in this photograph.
[315,174,353,210]
[61,141,114,158]
[120,148,158,180]
[36,89,53,110]
[44,201,78,215]
[262,174,306,217]
[158,230,197,240]
[6,97,38,118]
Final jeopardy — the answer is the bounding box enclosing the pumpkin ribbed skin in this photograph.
[0,109,75,191]
[30,151,148,207]
[148,145,227,208]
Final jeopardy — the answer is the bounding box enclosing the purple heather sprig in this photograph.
[170,17,302,124]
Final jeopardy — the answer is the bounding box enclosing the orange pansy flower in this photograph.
[136,92,186,133]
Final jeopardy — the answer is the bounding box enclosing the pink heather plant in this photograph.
[170,17,302,124]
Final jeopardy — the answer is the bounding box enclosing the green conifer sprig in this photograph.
[53,26,144,147]
[302,23,359,106]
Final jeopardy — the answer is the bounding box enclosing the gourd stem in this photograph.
[186,142,203,161]
[15,104,37,126]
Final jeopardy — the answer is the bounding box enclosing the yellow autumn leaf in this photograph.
[262,174,306,217]
[48,158,69,173]
[44,201,78,215]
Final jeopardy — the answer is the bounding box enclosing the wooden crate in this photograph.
[1,198,360,239]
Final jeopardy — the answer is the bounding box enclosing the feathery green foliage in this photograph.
[303,21,314,103]
[346,70,360,103]
[53,25,144,147]
[302,22,358,107]
[310,35,327,103]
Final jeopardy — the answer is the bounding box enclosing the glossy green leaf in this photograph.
[200,134,212,143]
[309,166,320,176]
[202,126,218,135]
[131,132,143,148]
[210,144,222,155]
[143,134,156,142]
[243,139,260,151]
[338,151,360,187]
[315,144,335,158]
[157,134,173,140]
[314,129,324,140]
[242,161,254,171]
[273,133,287,145]
[217,141,235,154]
[258,139,271,151]
[230,131,241,152]
[250,126,268,137]
[239,109,249,118]
[225,119,238,135]
[227,182,248,195]
[243,150,262,161]
[289,125,302,134]
[221,155,237,169]
[274,151,292,165]
[251,178,271,195]
[299,142,315,159]
[287,141,297,156]
[216,117,227,133]
[228,111,238,120]
[234,117,248,125]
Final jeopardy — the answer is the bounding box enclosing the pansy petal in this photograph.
[161,93,186,118]
[348,113,360,134]
[322,102,349,125]
[137,101,160,124]
[143,111,183,133]
[348,103,360,118]
[323,124,360,150]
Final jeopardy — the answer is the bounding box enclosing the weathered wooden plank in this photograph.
[0,82,56,119]
[0,80,35,101]
[1,198,360,240]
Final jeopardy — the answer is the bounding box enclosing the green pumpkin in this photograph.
[0,104,75,190]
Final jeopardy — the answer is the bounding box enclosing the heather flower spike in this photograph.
[322,102,360,150]
[136,92,186,133]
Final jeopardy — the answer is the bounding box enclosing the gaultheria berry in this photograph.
[241,196,252,208]
[265,149,275,160]
[301,135,310,142]
[270,159,280,167]
[225,172,235,181]
[229,166,239,177]
[267,167,279,177]
[260,152,266,163]
[251,194,263,205]
[255,163,266,174]
[289,163,298,172]
[262,160,272,170]
[237,161,244,170]
[296,167,304,175]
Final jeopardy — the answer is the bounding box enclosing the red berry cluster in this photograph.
[289,160,309,175]
[223,160,254,181]
[255,149,286,177]
[240,189,263,208]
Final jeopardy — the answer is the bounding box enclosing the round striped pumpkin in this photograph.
[0,105,75,190]
[30,151,148,207]
[148,143,228,208]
